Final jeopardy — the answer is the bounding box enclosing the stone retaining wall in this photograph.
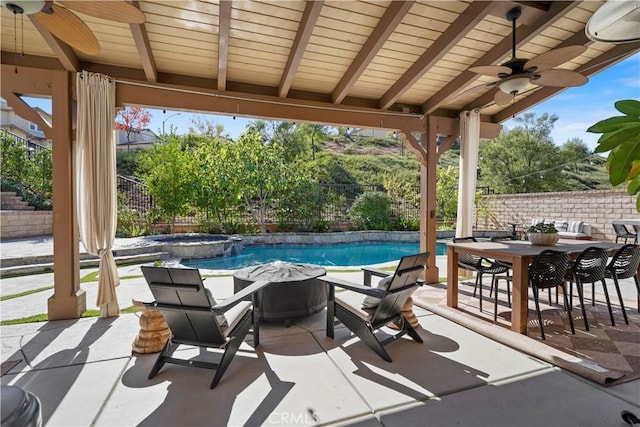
[0,211,52,239]
[478,188,637,241]
[241,230,420,246]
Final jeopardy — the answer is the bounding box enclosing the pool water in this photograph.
[182,241,447,270]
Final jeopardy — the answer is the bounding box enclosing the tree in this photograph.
[192,135,243,230]
[558,138,591,174]
[479,112,565,193]
[296,123,327,160]
[115,107,152,143]
[436,165,458,224]
[188,116,230,139]
[139,136,195,231]
[226,130,292,232]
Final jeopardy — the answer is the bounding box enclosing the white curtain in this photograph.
[76,71,120,317]
[455,110,480,238]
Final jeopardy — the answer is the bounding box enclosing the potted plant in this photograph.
[526,222,559,246]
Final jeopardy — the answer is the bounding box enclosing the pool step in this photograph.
[0,251,171,277]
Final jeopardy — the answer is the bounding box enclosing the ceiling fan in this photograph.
[462,6,589,106]
[1,1,145,55]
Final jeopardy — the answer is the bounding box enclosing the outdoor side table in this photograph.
[233,261,327,323]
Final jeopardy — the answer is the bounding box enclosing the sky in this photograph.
[15,53,639,153]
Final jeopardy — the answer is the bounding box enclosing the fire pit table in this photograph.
[233,261,327,323]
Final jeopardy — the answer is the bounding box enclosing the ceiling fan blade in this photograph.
[469,65,512,77]
[32,5,100,55]
[59,1,145,24]
[524,45,587,72]
[534,69,588,87]
[494,90,514,106]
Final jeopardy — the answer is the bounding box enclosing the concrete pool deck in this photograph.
[0,234,450,277]
[1,236,639,426]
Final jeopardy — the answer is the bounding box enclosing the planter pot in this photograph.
[527,232,559,246]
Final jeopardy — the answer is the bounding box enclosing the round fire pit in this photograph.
[233,261,327,322]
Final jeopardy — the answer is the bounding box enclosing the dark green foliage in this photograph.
[478,112,612,194]
[138,136,196,231]
[275,179,324,232]
[116,192,159,237]
[348,191,392,230]
[116,150,145,176]
[1,133,52,210]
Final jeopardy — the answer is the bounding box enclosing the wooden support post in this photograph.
[47,70,85,320]
[424,117,439,283]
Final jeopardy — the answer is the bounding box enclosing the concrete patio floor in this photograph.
[1,238,639,426]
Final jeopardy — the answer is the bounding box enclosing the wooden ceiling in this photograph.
[1,1,639,127]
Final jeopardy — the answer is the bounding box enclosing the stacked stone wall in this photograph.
[0,211,53,239]
[478,189,637,241]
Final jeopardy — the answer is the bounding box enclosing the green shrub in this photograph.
[392,218,420,231]
[1,179,52,210]
[275,180,323,231]
[116,192,159,237]
[1,134,53,209]
[348,191,391,230]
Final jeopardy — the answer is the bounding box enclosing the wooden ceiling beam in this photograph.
[62,52,412,111]
[1,66,54,136]
[217,0,231,91]
[464,29,594,111]
[421,1,580,115]
[332,0,413,104]
[379,1,495,110]
[492,41,640,123]
[1,63,55,97]
[28,15,79,72]
[1,51,62,70]
[117,81,425,132]
[279,0,323,98]
[129,1,157,82]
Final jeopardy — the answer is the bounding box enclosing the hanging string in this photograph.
[20,12,24,57]
[13,10,17,73]
[500,153,602,185]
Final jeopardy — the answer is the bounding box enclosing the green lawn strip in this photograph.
[80,271,100,283]
[0,286,54,301]
[0,306,139,326]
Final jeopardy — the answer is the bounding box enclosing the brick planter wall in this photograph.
[478,189,637,242]
[1,211,53,239]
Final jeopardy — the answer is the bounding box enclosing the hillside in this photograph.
[320,134,613,193]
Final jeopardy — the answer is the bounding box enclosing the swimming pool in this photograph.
[181,241,447,270]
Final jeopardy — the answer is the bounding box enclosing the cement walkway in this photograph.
[1,237,639,426]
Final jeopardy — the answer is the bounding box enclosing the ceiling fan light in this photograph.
[1,1,45,15]
[499,77,530,95]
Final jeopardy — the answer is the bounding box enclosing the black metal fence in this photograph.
[1,129,48,155]
[117,175,155,212]
[117,177,420,227]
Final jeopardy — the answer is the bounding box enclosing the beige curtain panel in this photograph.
[76,71,120,317]
[456,110,480,238]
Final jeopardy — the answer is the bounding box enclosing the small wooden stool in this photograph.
[401,296,420,328]
[388,296,420,330]
[131,300,170,354]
